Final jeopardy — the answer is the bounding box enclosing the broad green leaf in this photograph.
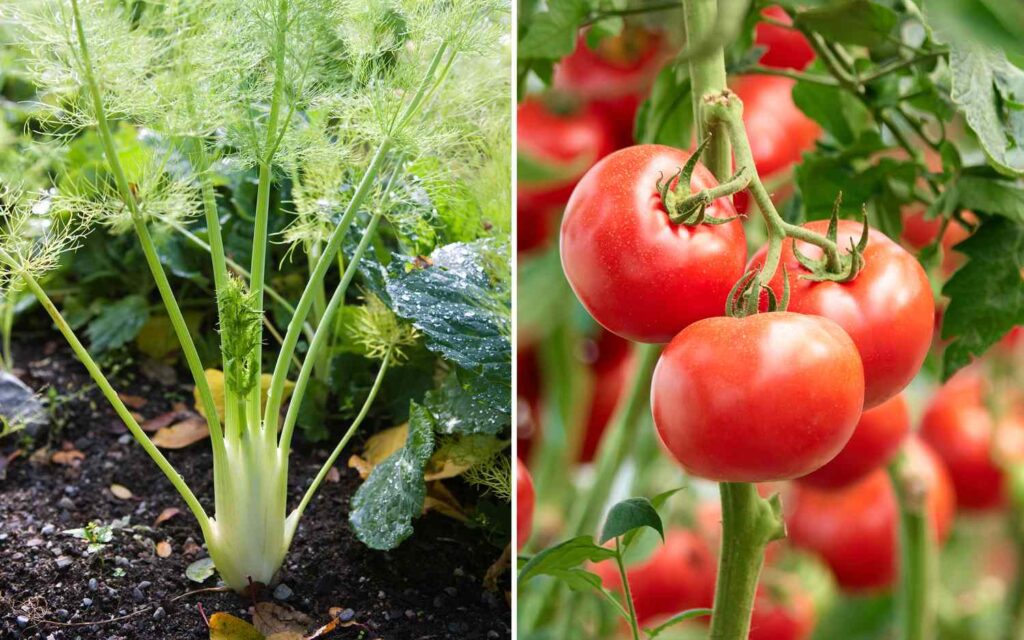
[946,43,1024,176]
[955,176,1024,222]
[645,608,713,638]
[518,0,590,62]
[518,147,595,186]
[791,78,872,146]
[811,593,894,640]
[623,487,684,547]
[795,155,916,220]
[794,1,898,48]
[941,218,1024,378]
[386,240,510,386]
[424,367,509,436]
[924,0,1024,58]
[518,535,617,584]
[86,295,150,353]
[599,497,665,544]
[634,64,693,147]
[349,402,435,550]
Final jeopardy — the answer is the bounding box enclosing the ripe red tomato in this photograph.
[749,220,934,408]
[798,393,911,490]
[749,579,816,640]
[517,96,616,254]
[900,209,974,276]
[652,312,864,482]
[579,331,634,462]
[553,28,672,146]
[755,6,815,71]
[594,529,716,625]
[920,370,1024,510]
[516,458,535,550]
[786,437,955,591]
[560,144,748,343]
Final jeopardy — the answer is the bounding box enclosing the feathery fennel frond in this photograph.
[462,452,512,502]
[0,185,90,289]
[218,275,263,397]
[351,292,418,363]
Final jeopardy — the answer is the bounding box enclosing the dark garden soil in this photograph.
[0,335,511,640]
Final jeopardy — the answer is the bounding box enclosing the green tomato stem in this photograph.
[888,460,936,640]
[615,537,643,640]
[683,0,730,180]
[709,483,785,640]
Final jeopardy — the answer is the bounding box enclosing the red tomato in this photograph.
[594,529,716,625]
[554,28,672,146]
[517,96,616,254]
[560,144,748,343]
[786,437,955,591]
[652,312,864,482]
[516,458,535,550]
[517,348,541,464]
[755,6,815,71]
[579,331,634,462]
[749,220,934,408]
[749,580,816,640]
[920,370,1024,510]
[798,394,911,490]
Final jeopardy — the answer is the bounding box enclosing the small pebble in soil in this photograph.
[115,557,129,567]
[82,598,93,608]
[453,567,464,577]
[55,556,73,568]
[152,607,165,620]
[55,609,69,621]
[41,524,56,536]
[131,588,145,603]
[338,608,355,622]
[16,615,28,628]
[137,581,151,590]
[405,610,416,620]
[272,583,293,601]
[57,497,75,510]
[488,631,500,639]
[444,587,458,598]
[64,485,78,497]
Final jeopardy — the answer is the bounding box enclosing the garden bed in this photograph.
[0,336,510,640]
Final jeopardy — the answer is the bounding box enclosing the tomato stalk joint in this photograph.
[656,135,748,226]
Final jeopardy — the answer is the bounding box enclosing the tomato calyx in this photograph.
[656,136,748,226]
[726,265,791,317]
[792,199,871,283]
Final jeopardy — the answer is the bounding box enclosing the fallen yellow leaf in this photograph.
[110,484,133,500]
[197,370,294,423]
[152,416,210,449]
[208,612,264,640]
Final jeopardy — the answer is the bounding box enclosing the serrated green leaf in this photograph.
[955,176,1024,222]
[518,0,590,62]
[518,535,617,584]
[599,497,665,544]
[794,0,898,48]
[85,295,150,353]
[941,218,1024,378]
[947,43,1024,176]
[349,402,435,550]
[386,240,510,386]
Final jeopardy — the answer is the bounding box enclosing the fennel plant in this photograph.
[0,0,507,592]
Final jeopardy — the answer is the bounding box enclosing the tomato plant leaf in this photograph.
[518,535,617,585]
[793,1,899,48]
[517,0,590,63]
[634,64,693,147]
[599,497,665,544]
[85,294,150,353]
[945,41,1024,176]
[349,402,435,550]
[954,176,1024,223]
[644,608,713,639]
[791,77,872,146]
[941,217,1024,378]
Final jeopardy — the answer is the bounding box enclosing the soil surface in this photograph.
[0,334,511,640]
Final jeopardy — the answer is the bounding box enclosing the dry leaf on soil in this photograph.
[348,424,475,481]
[208,612,263,640]
[143,410,191,433]
[50,449,85,466]
[109,484,133,500]
[198,370,293,423]
[252,602,312,636]
[152,416,210,449]
[118,393,148,409]
[154,507,181,527]
[156,540,172,558]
